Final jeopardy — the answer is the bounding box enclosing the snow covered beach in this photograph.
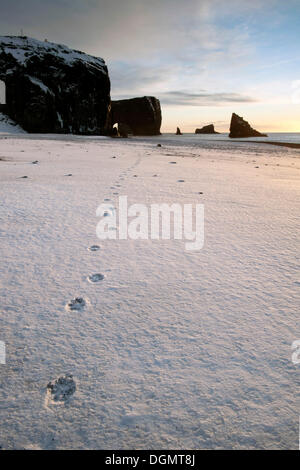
[0,133,299,449]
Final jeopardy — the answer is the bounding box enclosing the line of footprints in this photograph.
[48,158,124,406]
[47,147,204,406]
[64,146,202,316]
[49,243,104,405]
[65,153,130,315]
[47,153,149,406]
[65,243,103,313]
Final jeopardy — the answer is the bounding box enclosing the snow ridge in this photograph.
[0,36,107,73]
[0,112,25,134]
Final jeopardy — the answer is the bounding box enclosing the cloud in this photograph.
[158,91,257,106]
[109,62,175,95]
[0,0,276,59]
[0,0,294,117]
[109,60,257,106]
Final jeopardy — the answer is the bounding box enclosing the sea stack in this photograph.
[111,97,161,136]
[195,124,219,134]
[0,36,111,134]
[176,127,182,135]
[229,113,267,138]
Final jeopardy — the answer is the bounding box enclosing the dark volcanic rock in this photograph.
[112,96,161,136]
[195,124,219,134]
[111,126,119,137]
[229,113,267,138]
[118,122,131,138]
[0,36,111,134]
[176,127,182,135]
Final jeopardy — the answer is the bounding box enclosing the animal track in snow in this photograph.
[88,245,101,252]
[46,374,76,406]
[87,273,105,283]
[65,297,89,312]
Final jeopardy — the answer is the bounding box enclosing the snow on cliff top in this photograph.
[0,36,107,72]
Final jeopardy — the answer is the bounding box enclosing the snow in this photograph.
[0,36,107,73]
[0,112,26,134]
[57,112,64,129]
[146,97,155,113]
[0,134,299,449]
[27,76,54,96]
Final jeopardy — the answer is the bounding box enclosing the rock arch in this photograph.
[111,97,162,136]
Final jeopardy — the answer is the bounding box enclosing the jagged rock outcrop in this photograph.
[111,96,161,136]
[195,124,219,134]
[176,127,182,135]
[0,36,111,134]
[229,113,267,138]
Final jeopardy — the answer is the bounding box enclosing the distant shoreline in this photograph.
[225,140,300,149]
[1,132,300,149]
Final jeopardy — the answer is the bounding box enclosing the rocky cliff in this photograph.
[111,97,161,136]
[195,124,219,134]
[229,113,267,138]
[0,36,111,134]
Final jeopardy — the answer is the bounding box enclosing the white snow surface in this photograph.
[0,134,299,449]
[0,36,107,73]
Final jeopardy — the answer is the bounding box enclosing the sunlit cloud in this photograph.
[158,91,257,106]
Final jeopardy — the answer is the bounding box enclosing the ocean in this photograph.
[154,132,300,144]
[131,132,300,154]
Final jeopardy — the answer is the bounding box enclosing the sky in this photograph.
[0,0,300,132]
